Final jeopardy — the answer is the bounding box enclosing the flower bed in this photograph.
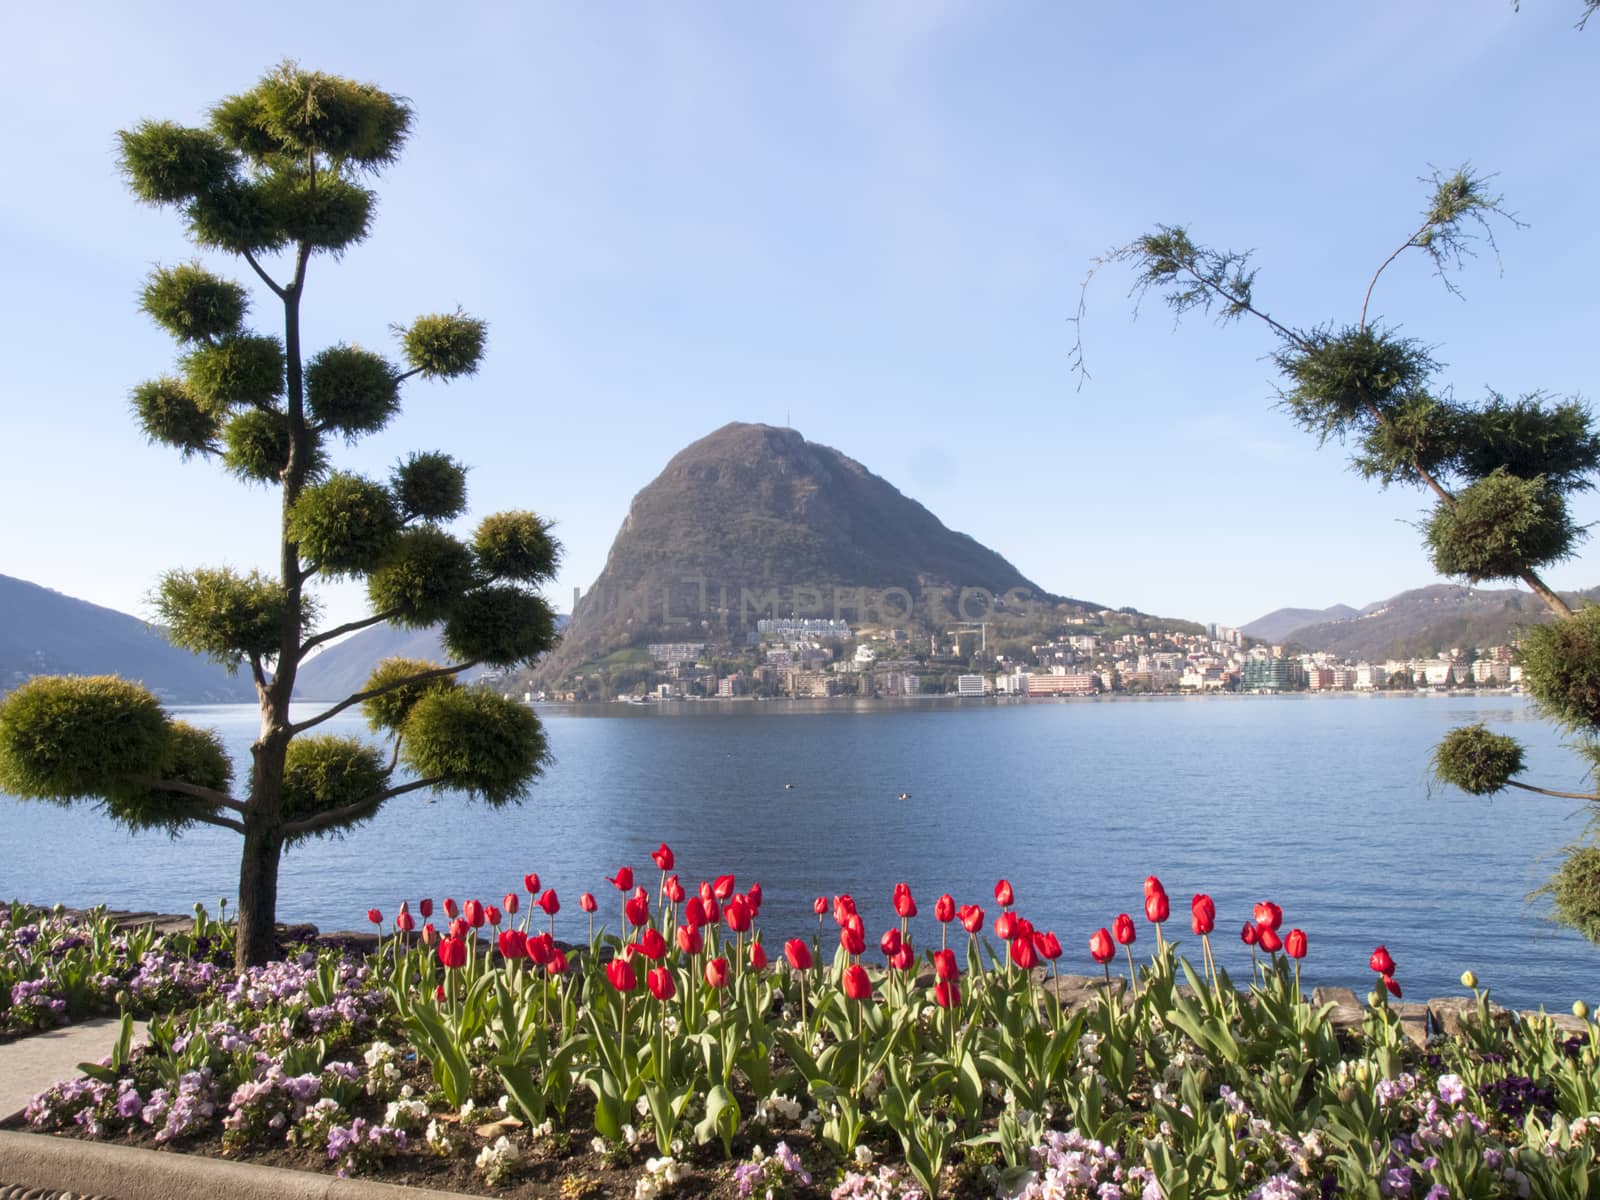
[0,901,233,1041]
[15,848,1600,1199]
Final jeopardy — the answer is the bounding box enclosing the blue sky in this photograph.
[2,2,1596,632]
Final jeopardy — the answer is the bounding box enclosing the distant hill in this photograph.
[0,574,256,703]
[1261,584,1600,661]
[293,615,567,701]
[537,422,1086,682]
[1241,604,1360,644]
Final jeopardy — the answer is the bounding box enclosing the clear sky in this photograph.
[2,2,1596,633]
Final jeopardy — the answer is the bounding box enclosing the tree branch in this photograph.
[288,660,479,735]
[129,778,248,814]
[249,653,269,695]
[1507,779,1599,803]
[193,811,247,834]
[299,609,403,658]
[396,366,425,383]
[1360,221,1433,331]
[281,775,444,837]
[241,250,287,300]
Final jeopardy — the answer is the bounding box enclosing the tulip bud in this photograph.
[1574,999,1590,1020]
[1460,970,1478,989]
[1337,1084,1356,1104]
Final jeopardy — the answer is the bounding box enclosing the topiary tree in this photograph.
[1081,165,1600,942]
[0,63,561,968]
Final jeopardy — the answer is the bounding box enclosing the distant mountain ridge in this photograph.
[1242,584,1600,661]
[0,574,255,703]
[538,422,1082,681]
[1241,604,1361,644]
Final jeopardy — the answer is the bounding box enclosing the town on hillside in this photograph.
[508,611,1523,703]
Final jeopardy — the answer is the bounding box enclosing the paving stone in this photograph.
[0,1020,147,1125]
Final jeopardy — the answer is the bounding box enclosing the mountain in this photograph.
[537,422,1078,681]
[1241,604,1361,644]
[0,575,256,703]
[1262,584,1600,661]
[293,616,568,701]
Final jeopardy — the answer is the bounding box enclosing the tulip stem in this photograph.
[1124,944,1140,1005]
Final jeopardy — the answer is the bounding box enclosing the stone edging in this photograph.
[0,1132,477,1200]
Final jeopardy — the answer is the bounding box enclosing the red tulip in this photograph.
[995,879,1014,907]
[580,892,597,914]
[724,895,753,933]
[784,938,813,970]
[1011,930,1038,969]
[539,889,560,916]
[1253,901,1283,932]
[527,933,555,965]
[665,875,685,904]
[1382,974,1402,998]
[419,898,434,919]
[367,908,383,926]
[699,880,714,903]
[647,966,675,1001]
[832,894,857,925]
[639,927,667,960]
[934,978,961,1008]
[547,948,569,975]
[1241,922,1258,946]
[1144,890,1170,924]
[396,910,415,933]
[702,896,720,925]
[609,867,634,892]
[749,941,768,971]
[934,894,955,923]
[435,984,446,1003]
[933,948,959,980]
[498,929,527,959]
[443,897,459,919]
[892,882,917,919]
[503,892,520,916]
[524,872,541,895]
[464,899,486,928]
[421,922,438,947]
[605,958,636,992]
[879,927,902,957]
[995,911,1018,941]
[438,936,467,970]
[704,957,730,988]
[651,843,674,871]
[624,892,650,927]
[813,896,828,917]
[1284,929,1307,959]
[486,905,502,927]
[1113,913,1136,945]
[1190,894,1216,936]
[1369,946,1396,975]
[1144,875,1165,900]
[1089,928,1115,965]
[747,882,763,911]
[889,943,915,971]
[683,897,707,929]
[712,874,736,900]
[842,963,873,1001]
[840,924,866,956]
[959,904,984,934]
[450,918,470,941]
[1258,927,1282,954]
[1033,930,1063,961]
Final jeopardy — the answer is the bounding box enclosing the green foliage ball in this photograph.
[361,657,460,733]
[131,377,218,459]
[1275,327,1438,442]
[1456,394,1600,491]
[1544,842,1600,945]
[391,452,468,523]
[281,735,389,841]
[155,567,291,668]
[185,177,287,256]
[0,676,170,803]
[223,409,293,483]
[305,345,399,437]
[1520,606,1600,733]
[401,689,549,805]
[260,172,374,254]
[212,63,412,169]
[287,472,399,577]
[140,263,248,343]
[182,334,285,414]
[366,528,477,626]
[106,720,233,833]
[1432,723,1525,794]
[474,511,561,583]
[400,312,486,379]
[444,587,558,667]
[1426,472,1578,582]
[117,121,234,205]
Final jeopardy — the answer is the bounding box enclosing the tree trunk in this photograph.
[236,816,284,969]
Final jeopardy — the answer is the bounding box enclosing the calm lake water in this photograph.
[3,694,1596,1010]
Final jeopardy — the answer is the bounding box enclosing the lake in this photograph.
[2,693,1595,1011]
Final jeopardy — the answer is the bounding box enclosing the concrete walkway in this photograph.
[0,1020,146,1126]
